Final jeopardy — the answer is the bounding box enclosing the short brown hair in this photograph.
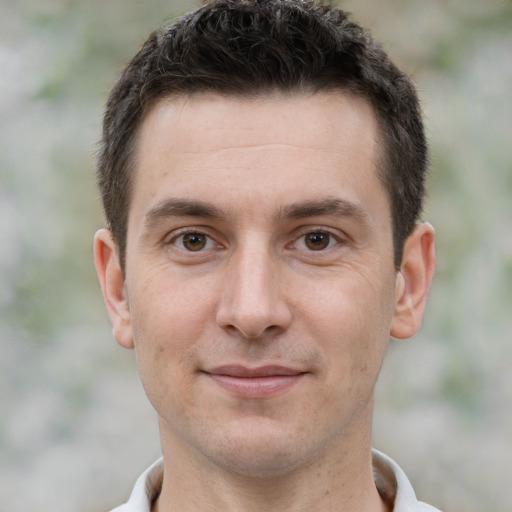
[97,0,428,271]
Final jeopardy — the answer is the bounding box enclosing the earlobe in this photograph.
[390,222,436,340]
[93,229,134,349]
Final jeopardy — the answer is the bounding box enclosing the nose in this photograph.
[215,241,292,340]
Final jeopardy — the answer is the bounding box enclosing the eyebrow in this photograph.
[280,198,370,224]
[144,198,225,227]
[144,196,370,228]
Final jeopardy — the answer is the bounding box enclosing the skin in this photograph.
[95,91,435,512]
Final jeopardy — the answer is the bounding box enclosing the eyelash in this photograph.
[166,227,344,254]
[294,230,340,251]
[166,228,220,252]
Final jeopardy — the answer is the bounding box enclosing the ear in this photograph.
[93,228,134,349]
[390,222,436,340]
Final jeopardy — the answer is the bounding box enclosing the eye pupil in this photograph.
[305,232,330,250]
[183,233,207,251]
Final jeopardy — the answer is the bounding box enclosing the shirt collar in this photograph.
[112,450,439,511]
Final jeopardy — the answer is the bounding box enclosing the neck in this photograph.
[153,405,389,512]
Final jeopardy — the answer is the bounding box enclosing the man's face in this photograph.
[103,92,407,476]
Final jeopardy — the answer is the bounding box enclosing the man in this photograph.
[93,0,438,510]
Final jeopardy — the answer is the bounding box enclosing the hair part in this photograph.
[97,0,428,271]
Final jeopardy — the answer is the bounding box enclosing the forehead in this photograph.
[129,91,387,226]
[137,91,379,158]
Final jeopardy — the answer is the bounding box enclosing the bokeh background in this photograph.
[1,0,511,510]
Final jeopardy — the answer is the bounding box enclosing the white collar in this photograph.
[110,449,441,511]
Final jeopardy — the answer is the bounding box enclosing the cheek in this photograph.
[299,270,395,374]
[126,270,217,389]
[130,264,215,334]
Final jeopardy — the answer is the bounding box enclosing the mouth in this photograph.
[203,365,307,398]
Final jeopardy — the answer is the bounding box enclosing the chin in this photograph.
[212,448,305,479]
[201,422,320,478]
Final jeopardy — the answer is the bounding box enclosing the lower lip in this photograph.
[206,373,305,398]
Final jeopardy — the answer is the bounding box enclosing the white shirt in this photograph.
[109,449,441,512]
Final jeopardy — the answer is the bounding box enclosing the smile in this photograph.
[203,365,307,398]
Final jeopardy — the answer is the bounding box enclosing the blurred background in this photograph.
[0,0,511,510]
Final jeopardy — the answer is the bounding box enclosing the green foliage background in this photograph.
[0,0,511,510]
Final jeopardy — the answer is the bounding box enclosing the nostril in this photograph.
[220,322,285,342]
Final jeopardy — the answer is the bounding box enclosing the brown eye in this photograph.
[304,232,331,250]
[182,233,207,251]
